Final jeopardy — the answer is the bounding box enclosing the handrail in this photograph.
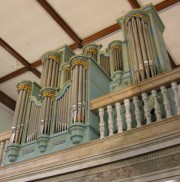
[90,67,180,111]
[0,131,10,142]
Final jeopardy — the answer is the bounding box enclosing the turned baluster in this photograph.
[171,82,180,115]
[99,108,105,139]
[133,96,142,127]
[0,141,5,166]
[107,105,114,136]
[115,102,123,133]
[151,90,162,121]
[1,139,9,166]
[142,93,152,124]
[124,99,132,130]
[160,86,172,118]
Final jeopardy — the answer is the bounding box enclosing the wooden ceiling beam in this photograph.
[0,67,29,84]
[31,68,41,78]
[0,38,41,78]
[31,60,42,68]
[82,23,121,46]
[0,91,16,111]
[128,0,140,8]
[154,0,179,11]
[36,0,82,45]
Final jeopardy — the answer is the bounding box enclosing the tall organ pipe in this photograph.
[127,15,157,83]
[70,59,87,124]
[10,82,32,144]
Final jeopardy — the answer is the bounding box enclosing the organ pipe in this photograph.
[126,15,157,83]
[55,86,70,133]
[10,82,32,144]
[41,53,61,88]
[70,59,87,124]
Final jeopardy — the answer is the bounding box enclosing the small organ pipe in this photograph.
[47,60,53,87]
[44,61,49,87]
[41,61,46,86]
[45,96,50,134]
[127,25,136,82]
[15,90,26,143]
[137,18,150,78]
[54,62,59,87]
[11,89,23,142]
[128,21,140,82]
[82,68,86,123]
[78,65,83,122]
[132,17,145,80]
[19,92,29,142]
[51,60,56,87]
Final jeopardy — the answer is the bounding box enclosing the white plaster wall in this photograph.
[0,103,14,132]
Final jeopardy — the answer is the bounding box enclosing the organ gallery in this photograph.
[4,4,177,165]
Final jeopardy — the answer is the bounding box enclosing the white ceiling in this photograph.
[0,0,180,112]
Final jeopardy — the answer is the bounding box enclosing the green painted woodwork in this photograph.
[5,4,173,165]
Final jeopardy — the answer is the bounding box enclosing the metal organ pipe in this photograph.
[127,15,157,83]
[136,18,150,78]
[128,21,140,82]
[70,60,87,124]
[10,83,32,144]
[132,17,145,80]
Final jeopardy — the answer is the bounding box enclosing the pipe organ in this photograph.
[6,4,172,164]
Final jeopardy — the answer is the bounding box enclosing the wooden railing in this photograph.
[90,67,180,138]
[0,131,10,166]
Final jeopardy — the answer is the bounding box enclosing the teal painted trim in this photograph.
[40,87,58,95]
[142,3,165,31]
[89,57,112,81]
[41,52,61,63]
[56,44,75,56]
[21,99,32,144]
[107,40,125,50]
[17,80,33,88]
[56,81,71,99]
[117,9,148,25]
[29,96,42,106]
[82,43,102,54]
[69,54,89,64]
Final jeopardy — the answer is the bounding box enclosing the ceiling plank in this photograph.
[36,0,82,45]
[0,91,16,111]
[0,38,30,67]
[82,23,121,46]
[154,0,179,11]
[0,67,28,84]
[0,38,41,78]
[128,0,140,8]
